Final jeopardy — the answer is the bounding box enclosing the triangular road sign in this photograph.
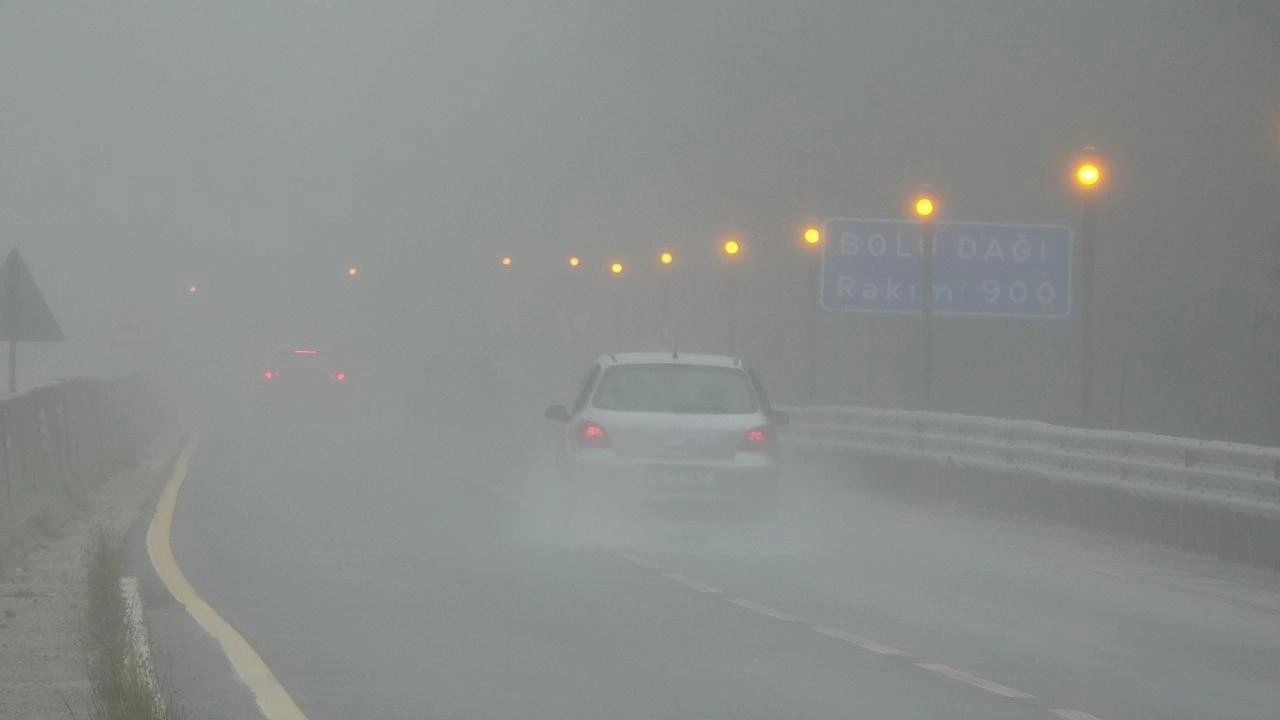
[0,249,63,342]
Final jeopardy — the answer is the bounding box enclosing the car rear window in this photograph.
[591,364,758,414]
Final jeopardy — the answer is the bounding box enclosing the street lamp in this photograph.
[720,238,744,355]
[501,256,513,268]
[609,261,625,346]
[912,189,938,410]
[346,266,359,278]
[560,256,583,353]
[914,196,935,219]
[658,251,676,344]
[186,283,198,295]
[1073,147,1104,427]
[1075,161,1102,190]
[801,224,824,401]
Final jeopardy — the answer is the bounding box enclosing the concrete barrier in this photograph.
[0,376,162,574]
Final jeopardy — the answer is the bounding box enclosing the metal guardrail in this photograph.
[778,405,1280,520]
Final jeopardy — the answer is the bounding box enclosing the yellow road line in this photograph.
[146,432,309,720]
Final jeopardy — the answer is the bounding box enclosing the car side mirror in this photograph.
[768,410,790,427]
[544,405,571,423]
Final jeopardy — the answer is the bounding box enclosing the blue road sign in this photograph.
[820,218,1073,318]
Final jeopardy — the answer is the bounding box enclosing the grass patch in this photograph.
[82,527,189,720]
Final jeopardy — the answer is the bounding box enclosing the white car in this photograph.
[544,352,787,515]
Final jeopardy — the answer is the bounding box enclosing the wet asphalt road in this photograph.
[138,411,1280,720]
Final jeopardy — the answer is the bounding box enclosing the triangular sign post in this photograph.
[0,249,64,393]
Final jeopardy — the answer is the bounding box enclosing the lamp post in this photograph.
[913,191,937,410]
[1074,148,1104,427]
[802,224,822,402]
[658,251,675,344]
[722,238,742,356]
[562,255,582,351]
[487,256,516,352]
[610,261,625,347]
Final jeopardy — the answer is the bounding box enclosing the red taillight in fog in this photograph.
[262,370,275,381]
[333,371,347,382]
[577,421,608,447]
[741,426,775,451]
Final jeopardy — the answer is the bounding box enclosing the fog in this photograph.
[2,1,1276,442]
[6,4,1280,718]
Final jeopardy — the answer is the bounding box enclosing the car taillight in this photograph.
[740,426,775,451]
[576,421,608,447]
[333,371,347,382]
[262,370,275,381]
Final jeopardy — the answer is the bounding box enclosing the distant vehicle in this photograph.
[544,352,787,518]
[256,346,353,417]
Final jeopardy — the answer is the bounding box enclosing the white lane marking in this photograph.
[119,577,164,712]
[915,663,1035,699]
[1065,558,1125,578]
[1050,710,1105,720]
[810,626,908,656]
[661,572,723,594]
[618,553,663,571]
[725,598,805,623]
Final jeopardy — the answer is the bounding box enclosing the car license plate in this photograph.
[654,468,713,484]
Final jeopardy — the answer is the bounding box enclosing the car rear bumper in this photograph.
[564,453,779,502]
[255,383,359,419]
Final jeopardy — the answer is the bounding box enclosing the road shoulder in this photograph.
[0,431,181,720]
